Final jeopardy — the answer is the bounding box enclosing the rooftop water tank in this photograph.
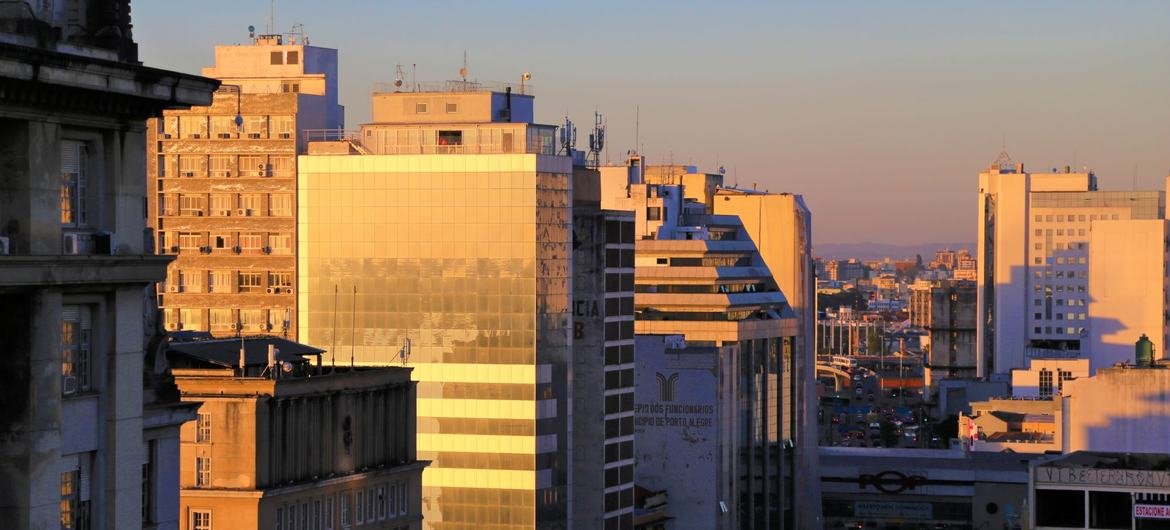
[1135,334,1154,368]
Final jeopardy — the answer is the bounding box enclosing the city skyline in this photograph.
[135,0,1170,246]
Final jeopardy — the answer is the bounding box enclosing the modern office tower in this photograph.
[0,2,219,528]
[977,161,1163,376]
[298,82,571,529]
[603,166,800,529]
[711,186,819,529]
[167,336,425,530]
[147,34,343,338]
[570,166,637,529]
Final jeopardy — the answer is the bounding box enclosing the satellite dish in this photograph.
[459,67,468,79]
[281,361,293,373]
[394,79,403,87]
[522,72,531,81]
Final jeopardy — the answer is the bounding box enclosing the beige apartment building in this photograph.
[168,335,424,530]
[148,33,342,338]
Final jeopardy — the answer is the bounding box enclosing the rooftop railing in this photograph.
[373,80,532,95]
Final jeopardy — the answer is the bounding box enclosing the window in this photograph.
[192,510,212,530]
[271,51,283,64]
[301,502,309,530]
[211,194,233,216]
[414,102,427,113]
[270,233,293,255]
[376,486,386,520]
[240,233,264,252]
[243,116,268,139]
[365,488,374,522]
[196,413,211,442]
[210,308,233,331]
[281,81,301,93]
[270,271,293,289]
[195,456,210,487]
[388,483,396,518]
[210,155,234,177]
[398,482,406,515]
[286,51,299,64]
[314,500,322,530]
[180,115,209,139]
[341,493,350,528]
[355,490,364,524]
[1038,369,1053,398]
[437,130,462,149]
[62,305,92,395]
[180,194,206,216]
[60,470,82,530]
[143,441,155,523]
[180,308,204,331]
[326,496,334,530]
[211,233,231,251]
[288,505,296,530]
[240,309,264,331]
[1036,489,1084,527]
[210,116,237,139]
[240,155,268,177]
[646,206,662,221]
[60,141,89,227]
[210,270,233,293]
[179,155,207,177]
[446,102,458,113]
[239,194,264,215]
[270,194,293,217]
[271,117,295,140]
[269,309,290,334]
[277,507,284,530]
[239,272,264,293]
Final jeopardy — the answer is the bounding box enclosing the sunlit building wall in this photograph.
[298,84,571,529]
[976,161,1163,376]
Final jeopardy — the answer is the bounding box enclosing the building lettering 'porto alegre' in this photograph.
[634,402,716,428]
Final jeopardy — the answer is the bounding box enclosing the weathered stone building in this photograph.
[0,1,218,528]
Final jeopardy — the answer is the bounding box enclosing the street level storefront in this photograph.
[1031,452,1170,530]
[820,446,1039,529]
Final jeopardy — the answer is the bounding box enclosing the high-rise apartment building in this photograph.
[168,336,424,530]
[976,161,1163,376]
[603,165,802,529]
[147,34,343,338]
[298,82,571,529]
[0,2,219,528]
[920,280,977,385]
[570,166,637,529]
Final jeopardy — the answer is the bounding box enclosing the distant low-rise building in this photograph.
[1029,452,1170,530]
[169,335,425,530]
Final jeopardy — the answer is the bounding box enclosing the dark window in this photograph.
[620,345,634,364]
[646,207,662,221]
[286,51,299,64]
[605,346,620,365]
[620,248,634,267]
[605,322,619,341]
[619,320,634,340]
[270,51,283,65]
[606,220,621,244]
[620,273,634,292]
[620,221,634,244]
[1089,491,1131,529]
[1036,489,1085,528]
[437,130,463,146]
[620,297,634,316]
[605,298,619,317]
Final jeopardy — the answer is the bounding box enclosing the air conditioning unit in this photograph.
[0,236,9,255]
[162,133,172,139]
[63,233,84,255]
[200,246,212,253]
[165,322,178,331]
[232,246,241,253]
[283,287,293,294]
[262,246,271,254]
[93,231,115,255]
[248,133,262,139]
[62,375,78,395]
[278,132,292,139]
[191,134,202,139]
[235,209,246,216]
[216,210,230,217]
[184,171,195,177]
[167,285,179,293]
[217,133,232,139]
[194,211,203,217]
[266,287,275,294]
[169,245,180,253]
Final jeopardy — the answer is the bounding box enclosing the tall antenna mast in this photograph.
[267,0,277,34]
[588,111,605,169]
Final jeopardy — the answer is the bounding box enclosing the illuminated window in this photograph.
[209,309,233,331]
[270,194,293,217]
[196,413,211,442]
[61,305,92,395]
[60,141,88,227]
[179,308,204,330]
[238,272,264,293]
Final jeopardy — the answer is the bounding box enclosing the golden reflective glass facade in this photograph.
[298,153,571,530]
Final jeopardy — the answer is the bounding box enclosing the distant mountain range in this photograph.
[813,242,975,261]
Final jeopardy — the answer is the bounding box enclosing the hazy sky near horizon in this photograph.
[135,1,1170,246]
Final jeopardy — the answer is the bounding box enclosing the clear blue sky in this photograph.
[135,1,1170,246]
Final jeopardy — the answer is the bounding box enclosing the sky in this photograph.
[134,1,1170,246]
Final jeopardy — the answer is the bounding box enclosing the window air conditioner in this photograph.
[0,236,9,255]
[63,233,82,255]
[218,133,232,139]
[266,287,275,294]
[284,287,293,294]
[62,375,78,395]
[194,211,203,217]
[162,133,172,139]
[278,132,292,139]
[167,285,179,293]
[248,133,262,139]
[232,246,241,253]
[170,245,180,253]
[262,246,271,254]
[236,209,247,216]
[192,134,203,139]
[184,171,195,177]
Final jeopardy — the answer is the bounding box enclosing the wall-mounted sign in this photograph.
[854,501,932,520]
[1036,467,1170,488]
[1135,505,1170,520]
[858,470,926,494]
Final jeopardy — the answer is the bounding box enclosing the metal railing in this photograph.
[373,80,532,95]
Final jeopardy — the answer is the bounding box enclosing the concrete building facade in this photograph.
[298,83,571,529]
[168,336,424,530]
[976,161,1163,376]
[147,35,343,339]
[570,167,637,529]
[923,280,977,385]
[0,2,219,529]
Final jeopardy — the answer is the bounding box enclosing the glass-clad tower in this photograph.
[297,82,571,529]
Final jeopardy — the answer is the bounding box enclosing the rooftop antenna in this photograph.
[248,25,256,42]
[267,0,277,35]
[411,64,417,92]
[288,23,305,45]
[349,285,357,369]
[520,71,531,95]
[459,50,469,90]
[396,337,411,366]
[330,284,338,370]
[634,105,640,155]
[994,132,1014,171]
[393,64,406,91]
[559,115,576,156]
[588,110,605,168]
